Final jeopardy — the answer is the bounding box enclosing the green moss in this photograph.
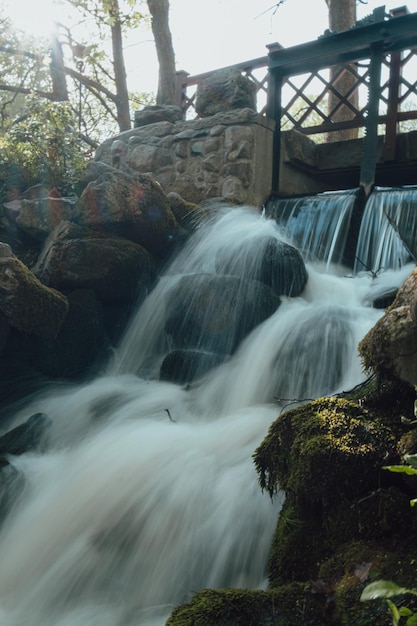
[167,585,327,626]
[268,500,330,586]
[254,397,393,507]
[0,255,68,338]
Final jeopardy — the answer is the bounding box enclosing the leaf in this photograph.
[411,498,417,507]
[406,614,417,626]
[387,599,400,625]
[405,454,417,469]
[360,580,412,601]
[399,607,414,616]
[383,465,417,476]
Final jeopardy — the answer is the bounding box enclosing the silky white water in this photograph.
[0,204,412,625]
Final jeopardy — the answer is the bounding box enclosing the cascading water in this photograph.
[354,186,417,275]
[0,201,412,626]
[265,189,358,269]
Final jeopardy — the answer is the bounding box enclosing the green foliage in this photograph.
[384,454,417,507]
[0,95,88,199]
[360,455,417,624]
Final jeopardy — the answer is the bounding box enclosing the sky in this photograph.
[4,0,417,95]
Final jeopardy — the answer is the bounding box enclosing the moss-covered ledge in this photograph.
[166,585,327,626]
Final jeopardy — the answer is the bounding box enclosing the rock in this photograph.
[0,412,50,456]
[0,312,9,355]
[166,192,208,232]
[165,273,280,355]
[79,166,179,257]
[215,235,308,297]
[134,105,183,127]
[359,266,417,385]
[195,68,257,118]
[33,289,108,380]
[160,349,227,384]
[34,221,156,303]
[272,305,354,399]
[4,190,80,241]
[0,251,68,338]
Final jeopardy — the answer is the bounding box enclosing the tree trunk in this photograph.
[49,37,69,101]
[325,0,358,141]
[147,0,176,106]
[325,0,356,31]
[110,0,131,131]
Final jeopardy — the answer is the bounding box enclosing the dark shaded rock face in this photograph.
[215,235,308,297]
[195,68,257,118]
[33,289,108,380]
[165,273,280,355]
[79,167,179,258]
[34,221,156,303]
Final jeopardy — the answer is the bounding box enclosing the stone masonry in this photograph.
[95,108,275,209]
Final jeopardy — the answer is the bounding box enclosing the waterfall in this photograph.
[265,189,358,269]
[354,186,417,275]
[0,201,411,626]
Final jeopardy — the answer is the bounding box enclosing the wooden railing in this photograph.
[176,5,417,191]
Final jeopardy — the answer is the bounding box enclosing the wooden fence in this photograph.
[175,5,417,192]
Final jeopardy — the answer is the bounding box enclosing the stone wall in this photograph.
[95,108,275,208]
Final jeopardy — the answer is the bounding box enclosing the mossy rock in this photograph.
[167,192,208,232]
[254,397,394,508]
[167,585,327,626]
[267,500,330,586]
[319,541,417,625]
[0,251,68,339]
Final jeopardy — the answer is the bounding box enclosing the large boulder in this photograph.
[160,349,227,384]
[359,266,417,385]
[79,165,179,257]
[33,289,108,379]
[3,186,80,242]
[34,221,156,303]
[195,67,257,118]
[134,105,183,127]
[0,243,68,339]
[165,273,280,355]
[215,235,308,297]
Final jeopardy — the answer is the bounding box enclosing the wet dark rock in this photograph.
[215,235,308,297]
[160,349,227,384]
[0,411,51,456]
[272,305,354,399]
[165,273,280,355]
[0,311,9,356]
